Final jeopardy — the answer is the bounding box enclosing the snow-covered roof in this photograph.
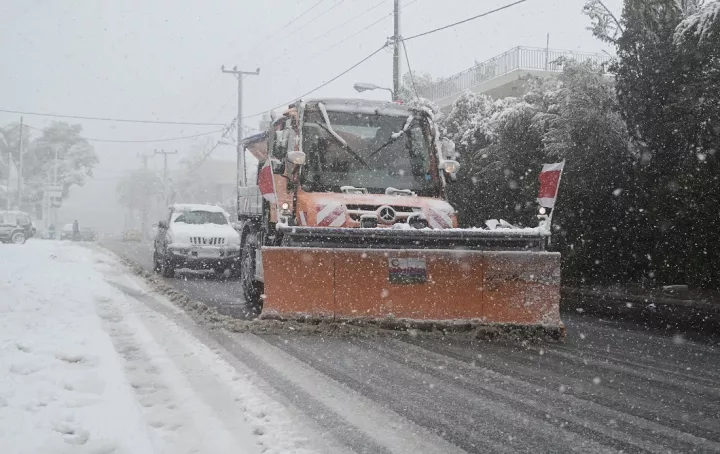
[170,203,227,214]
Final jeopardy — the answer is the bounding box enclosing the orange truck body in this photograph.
[236,98,563,335]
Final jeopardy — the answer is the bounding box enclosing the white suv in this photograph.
[153,204,241,278]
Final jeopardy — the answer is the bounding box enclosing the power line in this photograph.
[0,108,226,126]
[242,43,388,120]
[185,117,237,173]
[234,0,328,66]
[404,0,528,41]
[275,0,349,45]
[277,0,329,32]
[180,0,332,121]
[300,0,388,49]
[24,124,224,143]
[209,1,418,128]
[303,0,418,63]
[401,39,419,98]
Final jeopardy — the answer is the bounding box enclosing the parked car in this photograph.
[153,204,241,278]
[0,210,34,244]
[122,229,142,242]
[60,223,74,240]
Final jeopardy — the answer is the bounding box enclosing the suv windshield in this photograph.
[301,108,439,195]
[173,211,228,225]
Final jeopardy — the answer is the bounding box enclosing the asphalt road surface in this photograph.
[104,239,252,318]
[103,239,720,453]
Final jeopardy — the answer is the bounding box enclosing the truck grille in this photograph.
[189,237,225,245]
[346,204,418,223]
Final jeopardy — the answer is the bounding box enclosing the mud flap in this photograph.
[261,247,563,330]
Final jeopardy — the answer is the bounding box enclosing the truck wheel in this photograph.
[240,239,263,315]
[160,255,175,278]
[153,251,161,273]
[11,231,26,244]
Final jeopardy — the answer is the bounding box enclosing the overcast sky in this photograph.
[0,0,621,230]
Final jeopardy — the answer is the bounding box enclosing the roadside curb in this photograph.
[561,287,720,336]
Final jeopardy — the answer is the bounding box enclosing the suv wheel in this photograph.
[11,231,26,244]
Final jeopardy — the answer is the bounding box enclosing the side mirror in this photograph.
[274,122,297,158]
[439,159,460,174]
[158,221,168,230]
[275,130,288,155]
[286,150,306,166]
[440,137,456,159]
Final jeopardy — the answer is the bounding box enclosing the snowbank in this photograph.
[0,241,156,454]
[0,240,322,454]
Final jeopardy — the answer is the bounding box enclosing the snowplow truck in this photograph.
[236,98,563,336]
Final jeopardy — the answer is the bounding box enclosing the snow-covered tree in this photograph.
[0,122,98,208]
[675,1,719,42]
[397,71,436,103]
[583,0,625,44]
[442,61,641,285]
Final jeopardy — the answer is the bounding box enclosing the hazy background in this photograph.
[0,0,619,232]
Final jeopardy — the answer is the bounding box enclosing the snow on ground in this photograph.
[0,240,318,454]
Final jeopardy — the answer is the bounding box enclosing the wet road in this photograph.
[104,239,251,318]
[103,239,720,453]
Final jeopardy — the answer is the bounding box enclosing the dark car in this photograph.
[0,210,35,244]
[78,228,97,242]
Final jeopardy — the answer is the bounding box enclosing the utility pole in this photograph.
[221,65,260,192]
[155,149,177,209]
[545,33,550,71]
[17,116,23,209]
[5,146,10,211]
[51,144,60,227]
[137,152,150,170]
[137,152,153,238]
[393,0,401,100]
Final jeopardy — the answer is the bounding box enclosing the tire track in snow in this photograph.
[382,338,720,452]
[94,294,261,454]
[264,335,633,453]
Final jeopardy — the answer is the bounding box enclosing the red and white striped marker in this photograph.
[316,203,346,227]
[537,161,565,209]
[426,208,453,229]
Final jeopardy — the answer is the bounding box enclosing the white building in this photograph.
[420,46,611,112]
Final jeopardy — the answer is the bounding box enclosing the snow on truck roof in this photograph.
[303,98,417,117]
[170,204,227,214]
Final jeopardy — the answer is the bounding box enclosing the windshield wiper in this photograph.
[317,102,369,168]
[367,115,415,159]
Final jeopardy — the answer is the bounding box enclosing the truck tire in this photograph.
[240,238,263,315]
[160,253,175,278]
[153,250,161,273]
[228,260,242,279]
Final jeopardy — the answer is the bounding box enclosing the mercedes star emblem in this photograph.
[378,206,396,222]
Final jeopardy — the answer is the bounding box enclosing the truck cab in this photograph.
[236,98,460,310]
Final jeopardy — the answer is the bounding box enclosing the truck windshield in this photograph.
[301,109,440,195]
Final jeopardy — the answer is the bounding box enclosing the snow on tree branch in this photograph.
[583,0,624,44]
[674,0,719,43]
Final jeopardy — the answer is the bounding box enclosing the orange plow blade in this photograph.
[261,246,564,335]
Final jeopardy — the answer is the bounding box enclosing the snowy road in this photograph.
[16,239,720,453]
[1,241,331,454]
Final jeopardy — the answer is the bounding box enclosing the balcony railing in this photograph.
[420,46,612,103]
